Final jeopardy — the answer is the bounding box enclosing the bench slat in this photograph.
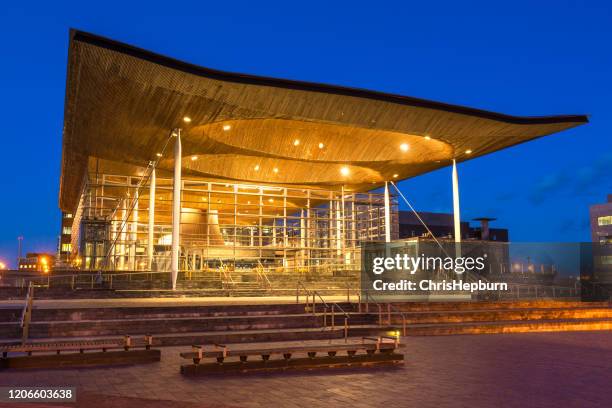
[180,343,397,359]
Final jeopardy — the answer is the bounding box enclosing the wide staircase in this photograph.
[1,298,611,347]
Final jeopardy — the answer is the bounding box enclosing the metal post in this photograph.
[171,129,182,290]
[148,168,156,270]
[331,307,335,330]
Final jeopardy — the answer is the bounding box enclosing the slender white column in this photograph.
[118,199,127,270]
[147,168,156,270]
[131,189,139,270]
[384,182,391,243]
[171,130,182,290]
[452,159,462,259]
[452,159,461,243]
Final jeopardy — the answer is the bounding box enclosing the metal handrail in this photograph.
[255,261,271,289]
[20,282,34,344]
[220,262,235,291]
[296,281,350,342]
[363,290,408,336]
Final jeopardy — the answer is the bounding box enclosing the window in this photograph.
[599,255,612,265]
[64,213,73,219]
[62,227,72,235]
[598,216,612,226]
[61,243,72,252]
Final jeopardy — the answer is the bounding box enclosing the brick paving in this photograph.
[1,332,610,408]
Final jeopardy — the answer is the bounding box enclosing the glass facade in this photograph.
[75,172,398,275]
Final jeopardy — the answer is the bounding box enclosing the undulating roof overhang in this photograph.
[60,29,588,212]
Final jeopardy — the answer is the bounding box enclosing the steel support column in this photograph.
[384,182,391,243]
[171,130,182,289]
[147,168,156,270]
[452,159,462,256]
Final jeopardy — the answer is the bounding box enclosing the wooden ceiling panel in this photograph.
[60,30,588,212]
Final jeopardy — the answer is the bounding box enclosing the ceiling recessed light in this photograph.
[400,143,410,152]
[268,198,274,203]
[340,166,350,176]
[318,142,325,149]
[202,197,207,201]
[273,167,279,173]
[156,153,162,157]
[254,164,260,171]
[293,139,300,146]
[247,201,251,204]
[223,124,231,131]
[183,116,192,123]
[191,155,198,161]
[393,174,399,178]
[465,149,473,154]
[424,136,431,140]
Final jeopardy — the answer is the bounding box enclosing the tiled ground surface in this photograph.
[1,332,610,408]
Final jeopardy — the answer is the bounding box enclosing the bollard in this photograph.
[144,334,153,350]
[192,345,202,365]
[124,335,131,351]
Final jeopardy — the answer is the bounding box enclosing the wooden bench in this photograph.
[180,337,403,376]
[0,335,159,370]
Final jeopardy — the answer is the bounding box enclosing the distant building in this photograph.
[589,195,612,294]
[590,195,612,244]
[398,211,509,242]
[18,253,54,273]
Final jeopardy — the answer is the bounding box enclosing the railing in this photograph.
[296,282,350,342]
[362,290,408,336]
[220,263,235,292]
[20,282,34,345]
[255,261,271,290]
[501,283,580,300]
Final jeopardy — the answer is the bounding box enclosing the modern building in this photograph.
[589,195,612,292]
[398,212,508,241]
[590,195,612,244]
[18,253,54,273]
[58,30,588,289]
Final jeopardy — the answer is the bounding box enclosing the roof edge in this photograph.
[69,29,588,126]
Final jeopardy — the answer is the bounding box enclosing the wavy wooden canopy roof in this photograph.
[60,29,588,212]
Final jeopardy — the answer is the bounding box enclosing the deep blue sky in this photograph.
[1,1,611,267]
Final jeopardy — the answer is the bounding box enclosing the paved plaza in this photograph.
[1,331,611,408]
